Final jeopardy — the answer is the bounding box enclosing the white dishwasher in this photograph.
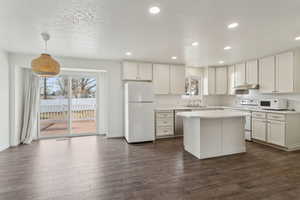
[244,111,252,141]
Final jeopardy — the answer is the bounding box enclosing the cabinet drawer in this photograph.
[267,113,285,121]
[156,126,174,136]
[156,111,173,119]
[252,112,266,119]
[156,118,173,126]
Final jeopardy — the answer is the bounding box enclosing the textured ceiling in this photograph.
[0,0,300,66]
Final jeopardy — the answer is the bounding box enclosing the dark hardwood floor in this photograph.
[1,136,300,200]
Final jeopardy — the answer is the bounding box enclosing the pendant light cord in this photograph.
[44,39,48,54]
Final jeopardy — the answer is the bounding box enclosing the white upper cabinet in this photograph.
[170,65,185,94]
[122,61,153,81]
[235,63,246,86]
[227,65,235,95]
[139,63,153,81]
[215,67,227,95]
[123,62,139,80]
[259,56,276,93]
[246,60,258,85]
[276,52,294,93]
[259,50,300,94]
[203,67,216,95]
[153,64,170,94]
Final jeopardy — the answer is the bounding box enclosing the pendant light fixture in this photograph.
[31,32,60,77]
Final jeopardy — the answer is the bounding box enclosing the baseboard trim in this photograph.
[0,144,9,152]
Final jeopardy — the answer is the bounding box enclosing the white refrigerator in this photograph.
[124,82,155,143]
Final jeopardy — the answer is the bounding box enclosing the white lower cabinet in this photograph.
[267,120,285,146]
[251,112,300,150]
[252,118,267,141]
[155,110,174,137]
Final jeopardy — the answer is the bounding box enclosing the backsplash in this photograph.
[155,95,223,107]
[222,90,300,111]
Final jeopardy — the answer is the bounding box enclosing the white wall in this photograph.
[0,50,10,151]
[8,53,123,139]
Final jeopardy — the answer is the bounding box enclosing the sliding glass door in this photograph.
[39,74,98,138]
[71,76,97,135]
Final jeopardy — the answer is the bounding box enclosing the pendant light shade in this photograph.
[31,33,60,77]
[31,53,60,77]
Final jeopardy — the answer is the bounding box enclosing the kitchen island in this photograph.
[177,110,250,159]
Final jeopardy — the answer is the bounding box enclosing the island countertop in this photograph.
[177,110,250,119]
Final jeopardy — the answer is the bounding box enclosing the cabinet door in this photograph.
[235,63,246,86]
[123,62,138,80]
[139,63,153,81]
[246,60,258,84]
[153,64,170,94]
[227,65,235,95]
[252,118,267,141]
[203,67,215,95]
[267,121,285,146]
[170,65,185,94]
[276,52,294,93]
[215,67,227,95]
[259,56,275,93]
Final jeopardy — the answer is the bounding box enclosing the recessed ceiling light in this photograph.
[192,42,199,46]
[125,52,132,56]
[227,22,239,29]
[149,6,160,15]
[224,46,232,50]
[171,56,177,60]
[219,60,225,64]
[295,36,300,41]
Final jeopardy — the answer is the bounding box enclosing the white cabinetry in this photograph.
[235,63,246,86]
[215,67,227,94]
[276,52,294,93]
[153,64,185,95]
[251,112,300,150]
[267,120,286,146]
[170,65,185,94]
[227,65,235,95]
[139,63,153,81]
[259,50,300,93]
[153,64,170,94]
[122,61,153,81]
[246,60,258,84]
[203,67,216,95]
[259,56,276,93]
[155,110,174,137]
[252,118,267,141]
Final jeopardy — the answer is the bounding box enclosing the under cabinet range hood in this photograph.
[234,84,259,94]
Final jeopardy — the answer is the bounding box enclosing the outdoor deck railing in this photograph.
[40,98,96,121]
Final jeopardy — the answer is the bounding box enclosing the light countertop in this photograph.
[176,110,250,119]
[155,105,300,115]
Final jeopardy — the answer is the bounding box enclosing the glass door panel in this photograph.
[39,76,69,137]
[70,76,97,135]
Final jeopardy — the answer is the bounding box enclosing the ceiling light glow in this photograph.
[219,60,225,64]
[125,52,132,56]
[149,6,160,15]
[295,36,300,41]
[171,56,177,60]
[192,42,199,46]
[227,22,239,29]
[224,46,232,50]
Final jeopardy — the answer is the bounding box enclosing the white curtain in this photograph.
[19,69,40,144]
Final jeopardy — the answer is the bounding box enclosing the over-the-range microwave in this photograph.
[259,98,288,110]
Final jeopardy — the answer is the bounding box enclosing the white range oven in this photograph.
[238,99,259,141]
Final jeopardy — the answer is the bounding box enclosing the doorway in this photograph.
[39,73,98,138]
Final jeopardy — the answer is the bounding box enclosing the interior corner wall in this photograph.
[8,53,124,138]
[0,50,10,151]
